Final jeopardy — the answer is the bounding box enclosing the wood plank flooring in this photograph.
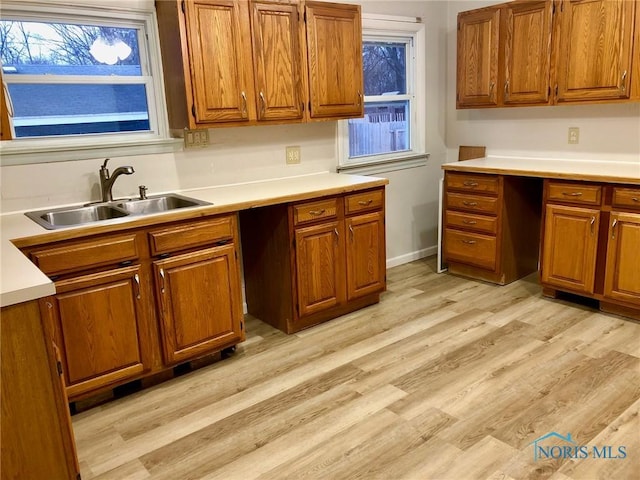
[72,257,640,480]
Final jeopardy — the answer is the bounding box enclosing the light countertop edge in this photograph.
[441,156,640,184]
[1,172,388,308]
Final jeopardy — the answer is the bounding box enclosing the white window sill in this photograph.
[0,137,183,166]
[337,153,429,175]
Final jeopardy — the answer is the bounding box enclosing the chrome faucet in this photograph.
[99,158,135,202]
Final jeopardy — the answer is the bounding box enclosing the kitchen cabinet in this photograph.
[305,1,364,118]
[540,181,640,319]
[1,70,13,140]
[554,0,635,102]
[541,204,600,294]
[457,0,552,108]
[156,0,362,129]
[150,217,244,364]
[1,301,79,480]
[443,172,542,285]
[457,0,640,109]
[21,214,245,400]
[240,187,386,333]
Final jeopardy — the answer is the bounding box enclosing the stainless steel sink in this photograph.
[115,194,209,215]
[25,193,211,230]
[26,204,129,229]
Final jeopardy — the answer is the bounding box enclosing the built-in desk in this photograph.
[442,156,640,319]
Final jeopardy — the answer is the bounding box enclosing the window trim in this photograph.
[0,1,180,166]
[338,14,427,174]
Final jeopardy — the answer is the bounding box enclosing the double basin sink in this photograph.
[26,193,211,230]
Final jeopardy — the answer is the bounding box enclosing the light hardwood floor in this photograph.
[72,257,640,480]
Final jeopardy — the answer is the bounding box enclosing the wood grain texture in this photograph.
[72,257,640,480]
[0,70,14,140]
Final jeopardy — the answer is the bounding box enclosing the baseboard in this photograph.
[387,246,437,269]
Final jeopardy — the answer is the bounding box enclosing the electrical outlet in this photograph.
[184,128,209,148]
[286,146,301,164]
[568,127,579,144]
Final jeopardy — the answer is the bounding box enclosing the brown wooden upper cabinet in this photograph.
[554,0,636,102]
[156,0,364,129]
[457,0,640,109]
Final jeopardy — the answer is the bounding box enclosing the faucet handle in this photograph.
[101,158,110,170]
[138,185,148,200]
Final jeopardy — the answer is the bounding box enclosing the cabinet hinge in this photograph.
[303,10,307,22]
[191,104,196,118]
[548,86,551,97]
[301,102,304,112]
[240,321,244,331]
[308,101,311,112]
[554,84,558,96]
[56,361,63,376]
[77,474,82,480]
[181,0,185,14]
[552,2,555,14]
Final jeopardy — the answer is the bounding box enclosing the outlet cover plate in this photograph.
[286,146,301,164]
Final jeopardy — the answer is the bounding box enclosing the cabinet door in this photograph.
[541,204,600,294]
[295,221,345,317]
[305,1,363,119]
[555,0,635,102]
[184,0,255,123]
[1,70,14,140]
[346,211,385,300]
[154,245,244,364]
[51,265,151,397]
[457,7,500,107]
[251,0,305,121]
[604,212,640,305]
[502,1,552,105]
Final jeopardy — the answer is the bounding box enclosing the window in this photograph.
[0,2,177,165]
[339,15,426,174]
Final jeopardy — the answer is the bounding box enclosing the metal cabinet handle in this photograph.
[334,228,339,239]
[463,201,478,206]
[462,219,477,225]
[621,70,627,91]
[632,197,639,202]
[259,91,266,116]
[309,209,326,216]
[611,219,618,239]
[504,80,509,96]
[489,82,495,95]
[461,239,477,245]
[463,181,479,187]
[358,199,373,206]
[357,90,362,106]
[159,268,165,293]
[349,224,354,241]
[133,273,141,300]
[562,192,583,197]
[241,91,247,117]
[590,216,596,235]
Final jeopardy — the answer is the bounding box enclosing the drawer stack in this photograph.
[443,171,542,285]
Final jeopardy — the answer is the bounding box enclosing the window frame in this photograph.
[338,14,427,175]
[0,1,179,166]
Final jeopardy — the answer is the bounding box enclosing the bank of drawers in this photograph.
[444,172,501,272]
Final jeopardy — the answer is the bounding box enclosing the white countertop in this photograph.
[442,156,640,184]
[1,172,387,308]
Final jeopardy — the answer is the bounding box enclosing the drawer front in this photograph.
[30,234,139,276]
[149,216,234,255]
[612,187,640,210]
[293,198,338,225]
[446,172,499,194]
[445,210,498,235]
[547,182,602,206]
[345,189,384,215]
[444,228,497,271]
[446,192,499,215]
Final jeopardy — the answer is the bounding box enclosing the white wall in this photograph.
[446,1,640,163]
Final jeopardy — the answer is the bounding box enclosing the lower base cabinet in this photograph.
[540,180,640,319]
[240,187,386,333]
[22,214,245,401]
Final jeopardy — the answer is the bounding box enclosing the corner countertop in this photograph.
[441,156,640,184]
[1,172,388,308]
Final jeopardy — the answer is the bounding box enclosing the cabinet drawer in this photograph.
[149,216,234,255]
[345,189,384,215]
[612,187,640,210]
[446,192,499,215]
[445,210,498,235]
[445,228,497,271]
[30,234,139,276]
[547,182,602,206]
[293,198,338,225]
[446,172,499,194]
